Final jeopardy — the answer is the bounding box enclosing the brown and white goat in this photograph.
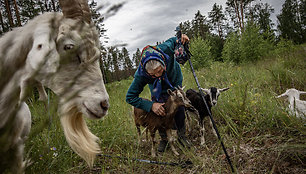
[133,87,192,157]
[186,87,229,145]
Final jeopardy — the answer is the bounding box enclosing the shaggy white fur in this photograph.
[0,0,109,171]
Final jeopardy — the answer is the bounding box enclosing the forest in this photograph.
[1,0,305,83]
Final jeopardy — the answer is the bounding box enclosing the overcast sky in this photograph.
[97,0,284,55]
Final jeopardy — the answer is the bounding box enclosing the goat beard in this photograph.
[59,102,100,168]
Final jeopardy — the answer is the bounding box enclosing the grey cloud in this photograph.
[100,0,285,55]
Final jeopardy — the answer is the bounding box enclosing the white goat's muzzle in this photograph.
[82,95,109,119]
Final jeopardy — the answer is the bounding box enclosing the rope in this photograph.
[176,26,235,173]
[97,154,193,168]
[187,58,235,173]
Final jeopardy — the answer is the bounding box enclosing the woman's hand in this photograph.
[152,103,166,116]
[181,34,189,44]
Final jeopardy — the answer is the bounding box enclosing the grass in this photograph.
[24,44,306,173]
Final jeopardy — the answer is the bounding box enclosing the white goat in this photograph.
[277,88,306,118]
[0,102,31,174]
[0,0,109,170]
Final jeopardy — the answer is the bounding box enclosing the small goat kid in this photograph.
[186,87,229,145]
[133,87,192,157]
[276,88,306,118]
[0,0,109,170]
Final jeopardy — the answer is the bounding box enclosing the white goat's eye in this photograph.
[64,44,74,51]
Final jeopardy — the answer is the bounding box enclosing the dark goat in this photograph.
[133,87,192,157]
[186,87,229,145]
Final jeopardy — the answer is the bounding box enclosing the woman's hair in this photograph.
[145,60,164,73]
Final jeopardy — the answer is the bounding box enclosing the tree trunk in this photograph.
[51,0,56,11]
[44,0,49,12]
[4,0,14,28]
[233,0,242,32]
[240,0,244,31]
[13,0,21,26]
[0,9,5,32]
[217,22,222,38]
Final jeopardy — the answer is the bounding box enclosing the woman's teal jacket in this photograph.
[125,37,183,112]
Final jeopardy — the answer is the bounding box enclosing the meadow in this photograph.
[25,44,305,173]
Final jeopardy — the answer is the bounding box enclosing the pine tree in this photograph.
[0,5,6,34]
[277,0,305,43]
[208,3,226,39]
[225,0,255,33]
[122,47,132,74]
[132,48,141,69]
[191,10,210,39]
[17,0,42,24]
[13,0,21,26]
[248,3,275,33]
[180,20,193,39]
[89,0,106,39]
[4,0,14,28]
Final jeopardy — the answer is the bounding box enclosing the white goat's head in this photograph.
[21,0,109,167]
[202,87,230,106]
[276,88,306,101]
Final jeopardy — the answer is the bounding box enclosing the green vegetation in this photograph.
[25,44,306,173]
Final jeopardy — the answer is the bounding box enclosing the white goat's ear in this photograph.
[168,89,174,96]
[201,88,209,94]
[26,27,59,77]
[299,91,306,95]
[220,87,230,92]
[276,93,286,98]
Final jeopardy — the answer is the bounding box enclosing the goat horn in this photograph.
[220,87,230,92]
[201,88,209,94]
[59,0,92,23]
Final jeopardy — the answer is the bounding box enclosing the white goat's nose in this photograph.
[212,101,217,105]
[100,99,109,111]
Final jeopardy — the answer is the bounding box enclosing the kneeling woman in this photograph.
[126,34,190,152]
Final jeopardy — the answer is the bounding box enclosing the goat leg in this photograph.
[150,130,157,157]
[136,124,141,144]
[37,82,47,101]
[166,129,179,156]
[11,141,25,174]
[145,128,149,142]
[209,118,217,138]
[200,120,206,146]
[185,111,191,133]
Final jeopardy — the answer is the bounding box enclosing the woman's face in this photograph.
[147,65,164,78]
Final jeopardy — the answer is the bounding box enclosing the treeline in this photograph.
[0,0,305,83]
[100,47,141,83]
[179,0,305,69]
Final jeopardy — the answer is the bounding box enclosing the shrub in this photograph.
[222,32,241,64]
[222,23,276,64]
[189,36,213,70]
[240,23,266,62]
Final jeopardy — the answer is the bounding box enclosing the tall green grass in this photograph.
[25,44,305,173]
